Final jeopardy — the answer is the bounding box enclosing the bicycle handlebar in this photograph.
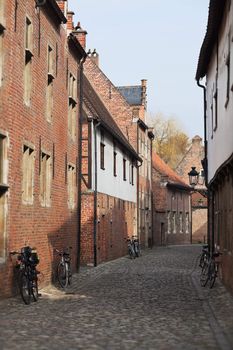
[9,251,20,255]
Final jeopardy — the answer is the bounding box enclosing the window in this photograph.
[113,150,117,176]
[40,152,51,207]
[0,134,7,186]
[213,74,218,131]
[123,158,126,181]
[0,30,3,87]
[185,213,189,234]
[0,1,5,26]
[131,164,134,185]
[24,17,33,106]
[167,212,171,234]
[179,212,183,233]
[100,131,105,170]
[225,31,231,108]
[68,73,77,140]
[22,145,35,204]
[211,102,214,138]
[46,45,54,122]
[172,212,176,234]
[67,164,76,209]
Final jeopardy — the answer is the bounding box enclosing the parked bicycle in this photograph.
[10,246,40,305]
[200,250,222,288]
[132,236,141,257]
[199,244,209,269]
[54,247,72,288]
[126,237,136,259]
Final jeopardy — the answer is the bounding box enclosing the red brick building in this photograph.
[117,82,154,248]
[0,0,86,296]
[152,153,192,246]
[176,136,207,243]
[84,55,154,249]
[79,73,140,266]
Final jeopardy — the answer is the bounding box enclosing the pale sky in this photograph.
[69,0,209,138]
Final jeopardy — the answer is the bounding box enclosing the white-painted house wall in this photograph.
[206,2,233,182]
[92,125,137,203]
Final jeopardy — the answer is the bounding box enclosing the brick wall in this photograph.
[0,0,83,297]
[81,192,136,265]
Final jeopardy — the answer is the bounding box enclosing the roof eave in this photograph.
[195,0,227,81]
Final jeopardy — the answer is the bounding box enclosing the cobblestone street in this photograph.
[0,245,233,350]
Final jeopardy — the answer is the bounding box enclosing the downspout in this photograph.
[77,54,87,271]
[93,120,101,267]
[197,79,211,252]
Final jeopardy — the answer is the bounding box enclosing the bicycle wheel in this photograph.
[31,273,39,301]
[68,264,72,286]
[57,261,68,288]
[19,270,31,305]
[200,263,209,287]
[209,261,216,289]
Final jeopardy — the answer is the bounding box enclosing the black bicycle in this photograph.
[126,238,136,259]
[200,251,222,288]
[199,244,209,269]
[54,247,72,288]
[10,246,40,305]
[132,236,141,257]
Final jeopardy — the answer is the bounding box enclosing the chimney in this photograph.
[72,22,87,50]
[57,0,67,17]
[192,135,202,144]
[141,79,147,108]
[87,49,99,66]
[66,11,74,34]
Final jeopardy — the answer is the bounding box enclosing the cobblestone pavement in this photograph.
[0,245,233,350]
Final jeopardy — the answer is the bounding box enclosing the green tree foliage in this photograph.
[148,113,190,170]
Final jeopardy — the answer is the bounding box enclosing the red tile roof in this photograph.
[152,152,188,187]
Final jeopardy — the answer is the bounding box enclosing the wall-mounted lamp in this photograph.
[188,167,205,188]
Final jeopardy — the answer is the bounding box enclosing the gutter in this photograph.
[196,79,211,252]
[93,120,101,267]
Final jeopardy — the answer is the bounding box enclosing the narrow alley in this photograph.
[0,245,233,350]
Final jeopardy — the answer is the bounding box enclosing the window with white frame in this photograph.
[100,131,105,170]
[185,212,189,234]
[179,212,183,233]
[22,145,35,204]
[172,212,176,234]
[167,211,171,234]
[225,30,231,108]
[40,151,52,207]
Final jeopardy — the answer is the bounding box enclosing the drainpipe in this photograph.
[93,119,101,267]
[77,54,87,271]
[196,79,211,252]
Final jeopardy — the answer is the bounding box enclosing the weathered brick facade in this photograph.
[0,0,85,297]
[152,153,192,246]
[176,136,207,243]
